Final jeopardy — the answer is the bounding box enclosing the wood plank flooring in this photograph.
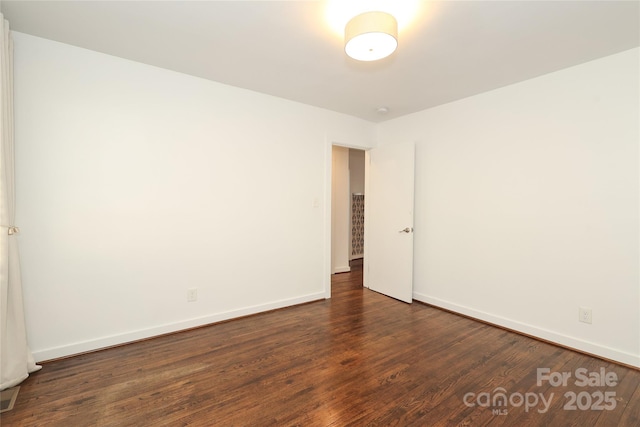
[3,260,639,426]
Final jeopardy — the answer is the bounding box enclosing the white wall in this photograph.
[378,48,640,367]
[349,149,365,195]
[13,33,375,361]
[331,146,351,273]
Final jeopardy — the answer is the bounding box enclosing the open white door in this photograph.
[365,141,415,303]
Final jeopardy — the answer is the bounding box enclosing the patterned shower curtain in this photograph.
[351,194,364,258]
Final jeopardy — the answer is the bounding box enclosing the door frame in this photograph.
[323,137,372,299]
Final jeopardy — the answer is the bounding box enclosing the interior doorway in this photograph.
[326,141,416,302]
[330,146,366,283]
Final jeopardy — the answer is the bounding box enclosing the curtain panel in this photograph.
[0,13,40,391]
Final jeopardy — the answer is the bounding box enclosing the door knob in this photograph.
[398,227,413,233]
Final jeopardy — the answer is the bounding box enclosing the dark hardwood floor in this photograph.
[3,260,639,426]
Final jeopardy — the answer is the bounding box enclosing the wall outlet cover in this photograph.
[579,306,592,324]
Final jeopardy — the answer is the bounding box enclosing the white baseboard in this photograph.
[32,292,325,363]
[413,292,640,368]
[333,266,351,274]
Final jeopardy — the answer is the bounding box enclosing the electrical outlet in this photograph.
[187,288,198,302]
[579,307,592,324]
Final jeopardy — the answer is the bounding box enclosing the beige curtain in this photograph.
[0,13,40,391]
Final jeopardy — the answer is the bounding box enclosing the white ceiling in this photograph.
[2,1,639,122]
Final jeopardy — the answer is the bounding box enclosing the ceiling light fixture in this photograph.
[344,11,398,61]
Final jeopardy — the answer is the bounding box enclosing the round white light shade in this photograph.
[345,11,398,61]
